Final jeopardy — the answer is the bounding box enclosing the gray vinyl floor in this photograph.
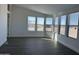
[0,37,78,55]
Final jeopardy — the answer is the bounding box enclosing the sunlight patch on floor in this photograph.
[42,38,52,40]
[53,33,58,48]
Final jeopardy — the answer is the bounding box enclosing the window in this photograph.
[55,17,59,33]
[60,15,66,35]
[37,17,44,31]
[28,16,36,31]
[68,12,79,39]
[46,18,53,31]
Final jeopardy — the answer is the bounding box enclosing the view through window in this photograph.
[68,12,79,39]
[37,17,44,31]
[60,15,66,35]
[55,17,59,33]
[28,16,36,31]
[46,18,53,31]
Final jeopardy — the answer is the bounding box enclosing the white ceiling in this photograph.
[15,4,79,15]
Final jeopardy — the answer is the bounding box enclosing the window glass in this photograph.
[37,17,44,31]
[68,12,79,39]
[28,16,36,31]
[60,15,66,35]
[46,18,53,31]
[55,17,59,33]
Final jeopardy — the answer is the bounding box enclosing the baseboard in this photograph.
[7,36,51,39]
[0,40,8,47]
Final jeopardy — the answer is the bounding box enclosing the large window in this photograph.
[37,17,44,31]
[68,12,79,39]
[60,15,66,35]
[46,17,53,31]
[55,17,59,33]
[28,16,36,31]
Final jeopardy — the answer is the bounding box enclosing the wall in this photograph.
[44,5,79,53]
[58,35,79,53]
[56,6,79,53]
[0,4,7,46]
[9,5,50,37]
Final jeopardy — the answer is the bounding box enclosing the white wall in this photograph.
[0,4,7,46]
[45,5,79,53]
[56,6,79,53]
[58,35,79,53]
[9,5,49,37]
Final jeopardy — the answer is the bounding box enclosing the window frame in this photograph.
[27,16,36,31]
[60,15,67,35]
[54,17,59,34]
[54,12,79,40]
[37,17,44,31]
[46,17,53,32]
[68,12,79,39]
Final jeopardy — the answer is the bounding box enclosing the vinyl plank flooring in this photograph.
[0,37,79,55]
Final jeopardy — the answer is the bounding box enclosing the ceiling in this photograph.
[15,4,79,15]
